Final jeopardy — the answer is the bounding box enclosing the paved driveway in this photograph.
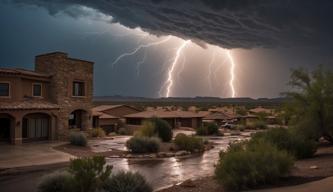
[0,141,73,169]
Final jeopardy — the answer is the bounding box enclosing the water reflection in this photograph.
[105,135,246,190]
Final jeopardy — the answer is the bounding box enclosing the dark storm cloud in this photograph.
[9,0,333,49]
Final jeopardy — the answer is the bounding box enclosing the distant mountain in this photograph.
[93,95,287,106]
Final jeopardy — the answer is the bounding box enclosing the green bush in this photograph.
[69,132,88,146]
[174,133,204,152]
[251,128,317,159]
[89,128,106,138]
[196,123,219,135]
[206,123,219,135]
[103,171,152,192]
[38,171,74,192]
[126,136,160,153]
[69,156,113,192]
[137,121,156,137]
[254,120,268,129]
[152,118,173,142]
[215,141,294,190]
[196,126,208,135]
[137,118,173,142]
[117,127,132,135]
[236,124,245,131]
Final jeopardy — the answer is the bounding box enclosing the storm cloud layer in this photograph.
[9,0,333,49]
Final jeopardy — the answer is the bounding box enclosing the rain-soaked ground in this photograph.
[0,130,250,192]
[89,130,250,190]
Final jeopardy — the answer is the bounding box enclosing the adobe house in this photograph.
[0,52,94,144]
[124,110,204,129]
[92,105,142,132]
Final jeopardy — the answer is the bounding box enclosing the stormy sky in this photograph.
[1,0,332,98]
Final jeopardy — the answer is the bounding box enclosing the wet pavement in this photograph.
[0,130,249,191]
[0,141,73,169]
[105,135,246,190]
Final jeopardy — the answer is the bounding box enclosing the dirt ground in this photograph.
[158,144,333,192]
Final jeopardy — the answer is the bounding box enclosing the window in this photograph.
[73,81,85,96]
[33,83,42,97]
[0,83,10,97]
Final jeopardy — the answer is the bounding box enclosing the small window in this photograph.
[33,83,42,97]
[73,81,85,96]
[0,83,10,97]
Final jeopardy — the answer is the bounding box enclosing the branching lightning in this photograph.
[207,51,216,94]
[226,50,236,98]
[111,36,172,68]
[136,50,147,77]
[164,40,191,97]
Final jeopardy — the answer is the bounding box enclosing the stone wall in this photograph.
[35,52,94,139]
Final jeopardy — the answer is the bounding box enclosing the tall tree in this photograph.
[286,66,333,143]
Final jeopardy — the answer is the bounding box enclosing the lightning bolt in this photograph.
[207,51,216,94]
[136,50,147,77]
[226,50,236,98]
[164,40,191,97]
[111,36,172,68]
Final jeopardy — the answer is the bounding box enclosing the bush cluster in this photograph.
[89,128,106,138]
[138,118,173,142]
[174,133,204,152]
[126,136,160,153]
[38,172,74,192]
[215,141,294,191]
[251,128,317,159]
[103,171,152,192]
[69,132,88,146]
[247,120,268,130]
[117,127,133,135]
[196,122,219,135]
[38,156,152,192]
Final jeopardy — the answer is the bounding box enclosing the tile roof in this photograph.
[203,112,234,120]
[0,100,59,110]
[124,110,205,118]
[0,68,51,78]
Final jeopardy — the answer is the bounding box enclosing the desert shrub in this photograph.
[254,120,268,129]
[174,133,204,152]
[152,118,173,142]
[103,171,152,192]
[251,128,317,159]
[137,118,172,142]
[38,171,74,192]
[196,123,219,135]
[117,127,132,135]
[236,124,245,131]
[196,126,208,135]
[215,141,294,190]
[89,128,106,138]
[126,136,160,153]
[70,132,87,146]
[69,156,113,192]
[137,121,156,137]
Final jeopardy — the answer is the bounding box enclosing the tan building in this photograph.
[125,110,204,129]
[0,52,94,144]
[92,105,141,133]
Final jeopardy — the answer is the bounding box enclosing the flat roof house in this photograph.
[92,105,142,132]
[125,110,204,129]
[0,52,94,144]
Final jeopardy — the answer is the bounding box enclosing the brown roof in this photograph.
[93,105,140,113]
[0,100,59,110]
[249,107,272,114]
[203,112,234,120]
[92,111,119,119]
[0,68,51,78]
[124,110,205,118]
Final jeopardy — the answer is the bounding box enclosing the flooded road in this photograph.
[101,134,247,190]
